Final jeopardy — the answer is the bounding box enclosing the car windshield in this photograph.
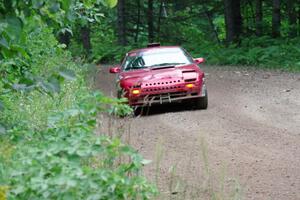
[122,48,193,71]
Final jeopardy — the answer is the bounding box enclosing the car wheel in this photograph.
[133,107,142,116]
[133,106,150,116]
[195,89,208,109]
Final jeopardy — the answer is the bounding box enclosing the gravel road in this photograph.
[96,65,300,200]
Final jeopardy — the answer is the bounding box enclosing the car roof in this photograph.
[128,46,181,55]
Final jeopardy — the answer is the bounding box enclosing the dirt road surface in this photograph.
[96,65,300,200]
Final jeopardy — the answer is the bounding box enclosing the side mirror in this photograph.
[193,57,205,64]
[109,67,121,73]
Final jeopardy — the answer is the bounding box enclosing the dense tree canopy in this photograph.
[113,0,300,45]
[78,0,298,70]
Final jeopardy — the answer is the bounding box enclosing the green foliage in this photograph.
[103,0,118,8]
[0,18,155,200]
[1,1,157,199]
[0,0,118,97]
[0,26,79,131]
[0,0,74,61]
[1,92,154,200]
[1,74,154,199]
[69,22,137,63]
[89,23,118,62]
[185,36,300,71]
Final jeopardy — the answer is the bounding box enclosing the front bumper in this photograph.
[128,83,206,106]
[133,92,202,106]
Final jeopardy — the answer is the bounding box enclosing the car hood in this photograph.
[119,64,202,88]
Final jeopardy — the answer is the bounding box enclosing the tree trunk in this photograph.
[134,0,141,43]
[298,0,300,36]
[224,0,234,42]
[224,0,242,43]
[244,0,255,36]
[272,0,280,38]
[147,0,154,43]
[287,0,297,37]
[157,0,163,41]
[81,25,91,55]
[117,0,127,45]
[255,0,263,36]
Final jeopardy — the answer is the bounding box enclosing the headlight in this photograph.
[185,83,195,88]
[131,89,141,95]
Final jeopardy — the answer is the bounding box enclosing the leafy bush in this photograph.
[0,25,83,132]
[1,92,155,200]
[90,23,118,62]
[182,34,300,71]
[0,7,156,200]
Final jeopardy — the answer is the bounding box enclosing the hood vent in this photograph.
[182,70,196,73]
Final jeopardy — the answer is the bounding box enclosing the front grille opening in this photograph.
[144,85,184,93]
[144,80,182,87]
[146,92,188,101]
[142,79,185,93]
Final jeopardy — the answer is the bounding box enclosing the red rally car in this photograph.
[109,44,208,113]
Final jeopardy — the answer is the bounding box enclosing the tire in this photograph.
[133,106,150,116]
[133,107,142,116]
[195,89,208,109]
